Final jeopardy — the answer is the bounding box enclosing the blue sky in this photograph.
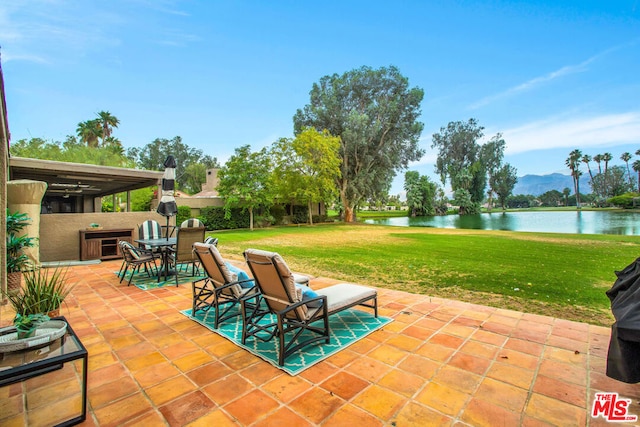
[1,0,639,195]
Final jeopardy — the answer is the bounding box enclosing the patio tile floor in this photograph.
[1,259,639,426]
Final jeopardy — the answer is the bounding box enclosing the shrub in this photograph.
[291,205,309,224]
[200,206,250,230]
[176,205,192,225]
[608,193,640,209]
[270,204,286,225]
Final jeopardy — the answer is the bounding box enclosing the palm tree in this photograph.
[602,152,613,198]
[581,154,594,182]
[565,149,582,209]
[633,159,640,192]
[603,152,612,174]
[96,111,120,145]
[593,154,603,174]
[76,119,102,148]
[621,152,633,187]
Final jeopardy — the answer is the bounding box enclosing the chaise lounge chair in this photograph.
[191,242,259,329]
[243,248,378,365]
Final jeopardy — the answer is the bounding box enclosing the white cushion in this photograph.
[315,283,376,314]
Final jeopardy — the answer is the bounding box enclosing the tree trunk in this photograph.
[249,207,254,231]
[344,206,354,222]
[307,200,313,225]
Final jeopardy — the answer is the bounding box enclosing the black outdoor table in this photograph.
[135,237,177,282]
[0,316,88,426]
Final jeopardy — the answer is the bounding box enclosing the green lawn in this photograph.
[209,223,640,326]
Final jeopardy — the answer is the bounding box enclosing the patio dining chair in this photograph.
[181,218,205,228]
[138,219,164,252]
[118,241,160,286]
[168,226,206,285]
[191,242,259,329]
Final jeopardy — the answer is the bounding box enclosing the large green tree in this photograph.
[404,171,438,216]
[480,133,505,211]
[491,164,518,210]
[217,145,272,230]
[270,128,342,225]
[431,118,486,215]
[127,136,219,192]
[293,65,424,222]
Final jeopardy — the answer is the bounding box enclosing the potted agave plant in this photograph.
[6,211,36,293]
[2,264,73,321]
[13,313,50,339]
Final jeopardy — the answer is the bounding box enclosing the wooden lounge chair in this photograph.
[243,248,378,365]
[191,242,259,328]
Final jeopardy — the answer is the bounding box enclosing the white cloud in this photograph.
[502,111,640,154]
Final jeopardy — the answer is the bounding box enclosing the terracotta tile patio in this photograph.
[1,259,639,426]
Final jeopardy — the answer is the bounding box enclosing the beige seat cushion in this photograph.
[315,283,376,314]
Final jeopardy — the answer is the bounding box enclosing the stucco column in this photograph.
[7,179,48,267]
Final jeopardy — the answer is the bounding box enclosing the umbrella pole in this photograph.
[166,216,170,240]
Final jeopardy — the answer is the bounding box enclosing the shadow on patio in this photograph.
[1,259,638,426]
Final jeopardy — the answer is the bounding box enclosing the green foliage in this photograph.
[270,128,342,225]
[6,211,36,273]
[290,205,309,224]
[294,65,424,221]
[176,205,192,225]
[200,206,250,230]
[431,118,490,214]
[491,163,519,210]
[270,204,287,225]
[217,145,272,230]
[13,313,49,332]
[539,190,564,207]
[127,136,219,192]
[608,193,640,209]
[404,171,438,216]
[10,137,133,167]
[3,266,72,315]
[131,187,155,212]
[506,194,537,208]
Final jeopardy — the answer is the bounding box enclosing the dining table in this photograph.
[134,237,177,282]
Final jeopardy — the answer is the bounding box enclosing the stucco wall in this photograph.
[40,212,174,262]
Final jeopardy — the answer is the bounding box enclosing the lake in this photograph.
[363,210,640,236]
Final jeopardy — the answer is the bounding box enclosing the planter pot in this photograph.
[16,326,36,340]
[7,272,22,294]
[47,308,60,318]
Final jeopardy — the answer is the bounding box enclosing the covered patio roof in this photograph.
[8,156,162,198]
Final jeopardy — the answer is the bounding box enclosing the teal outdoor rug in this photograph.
[115,264,206,290]
[182,306,393,375]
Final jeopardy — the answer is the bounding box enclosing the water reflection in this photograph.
[363,211,640,235]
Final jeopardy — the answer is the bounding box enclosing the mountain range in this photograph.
[512,173,591,196]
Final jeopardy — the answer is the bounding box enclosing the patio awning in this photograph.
[8,157,162,198]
